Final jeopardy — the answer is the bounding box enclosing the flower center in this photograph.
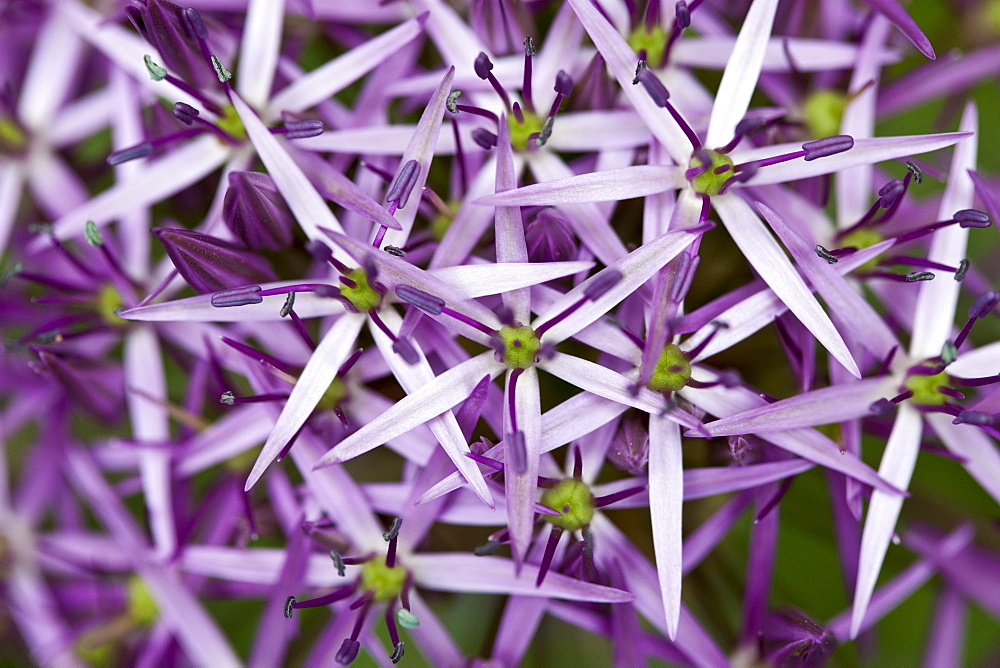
[340,268,382,313]
[97,284,126,326]
[627,24,669,67]
[648,343,692,393]
[541,478,595,532]
[802,89,847,140]
[317,378,348,411]
[497,324,541,369]
[507,111,544,152]
[688,149,735,196]
[215,104,247,142]
[0,115,27,154]
[360,556,408,602]
[904,367,951,406]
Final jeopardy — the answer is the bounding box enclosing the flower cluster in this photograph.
[2,0,999,665]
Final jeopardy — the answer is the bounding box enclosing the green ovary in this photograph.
[498,325,541,369]
[508,112,544,152]
[97,284,126,326]
[648,344,692,393]
[839,228,883,272]
[361,557,408,602]
[340,268,382,313]
[802,90,846,140]
[0,116,27,153]
[216,104,248,142]
[627,24,669,67]
[904,369,950,406]
[541,478,595,532]
[127,577,158,626]
[689,149,735,196]
[317,378,347,411]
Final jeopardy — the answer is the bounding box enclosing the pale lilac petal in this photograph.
[120,281,343,322]
[850,403,923,638]
[758,201,899,356]
[860,0,935,59]
[925,413,1000,505]
[832,524,973,639]
[836,16,891,226]
[45,137,229,243]
[536,227,702,344]
[675,36,899,72]
[879,46,1000,118]
[313,353,503,468]
[648,415,683,640]
[909,103,978,360]
[369,309,492,506]
[16,9,83,131]
[947,341,1000,379]
[494,119,531,322]
[0,162,23,257]
[547,110,653,152]
[681,380,900,494]
[476,165,685,207]
[236,0,284,108]
[231,91,346,248]
[408,554,633,602]
[430,156,501,268]
[245,314,366,490]
[268,14,427,113]
[407,591,465,666]
[413,0,487,70]
[685,240,895,361]
[418,392,628,503]
[527,151,632,264]
[124,328,175,558]
[430,261,593,299]
[700,377,896,436]
[5,562,79,667]
[685,460,814,500]
[737,132,973,187]
[298,125,451,154]
[567,0,694,163]
[713,194,859,377]
[923,586,966,668]
[505,368,541,563]
[706,0,780,148]
[177,407,272,477]
[540,353,664,415]
[382,66,455,247]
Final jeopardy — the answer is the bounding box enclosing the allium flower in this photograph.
[2,0,998,665]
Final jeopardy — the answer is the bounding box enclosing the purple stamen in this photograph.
[386,159,421,209]
[275,120,325,139]
[508,430,527,475]
[953,411,999,426]
[172,102,199,125]
[522,37,536,114]
[211,285,263,307]
[594,485,645,508]
[675,0,691,28]
[953,374,1000,388]
[180,7,208,40]
[802,135,854,161]
[474,52,511,112]
[954,208,992,228]
[472,128,498,150]
[535,526,563,586]
[391,338,419,364]
[755,477,794,522]
[632,64,670,106]
[878,179,905,208]
[548,71,573,120]
[335,640,361,666]
[288,584,357,614]
[395,284,445,315]
[571,444,583,479]
[814,245,838,264]
[670,252,699,303]
[440,306,496,336]
[107,143,154,165]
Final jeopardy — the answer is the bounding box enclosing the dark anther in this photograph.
[220,391,236,405]
[386,159,420,209]
[954,209,991,228]
[905,271,935,282]
[954,259,969,282]
[383,517,403,542]
[392,338,419,365]
[383,246,406,257]
[632,59,647,85]
[523,36,536,56]
[283,120,325,139]
[336,639,361,665]
[969,291,1000,319]
[391,641,405,664]
[472,128,498,149]
[395,285,445,315]
[814,245,838,264]
[906,161,923,183]
[330,550,346,577]
[869,398,895,415]
[181,7,208,40]
[675,1,691,28]
[211,285,264,307]
[84,220,104,247]
[280,292,295,317]
[446,91,462,114]
[284,596,296,619]
[474,540,501,556]
[941,341,958,366]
